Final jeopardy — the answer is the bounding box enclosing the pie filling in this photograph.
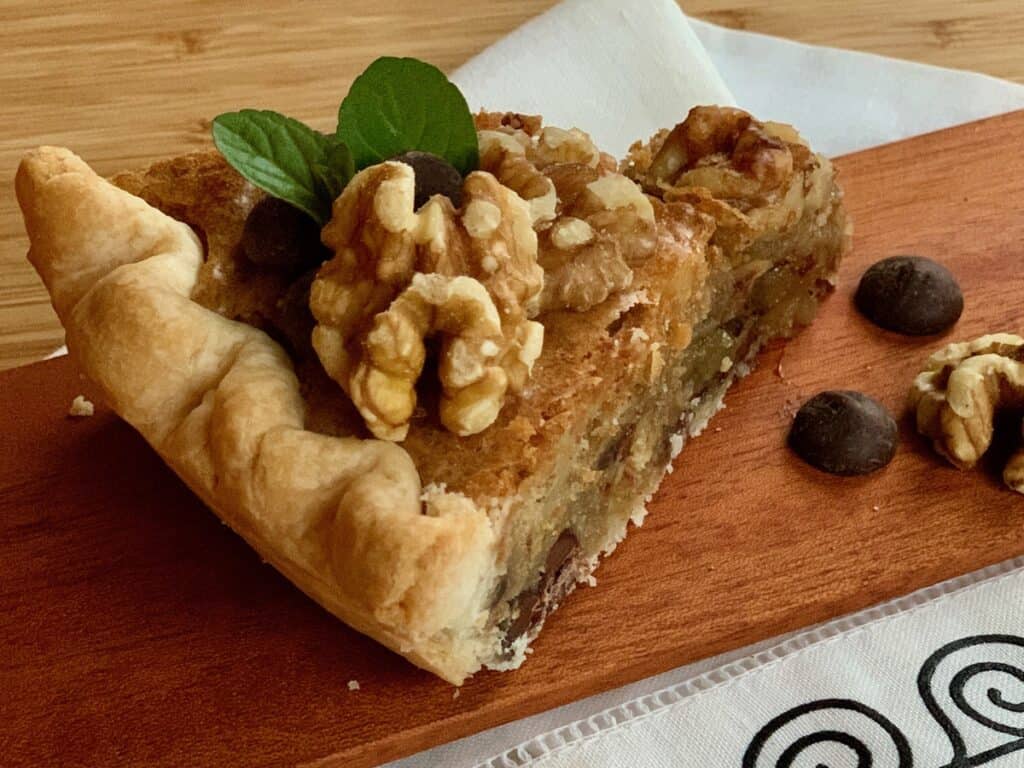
[107,106,849,677]
[486,189,846,663]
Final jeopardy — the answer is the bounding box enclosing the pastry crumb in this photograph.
[68,395,94,417]
[872,505,880,512]
[347,680,360,691]
[452,688,461,700]
[668,432,684,460]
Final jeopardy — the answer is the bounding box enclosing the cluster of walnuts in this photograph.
[310,113,660,441]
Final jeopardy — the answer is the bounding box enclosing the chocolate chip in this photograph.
[241,197,330,271]
[545,529,579,577]
[504,591,540,647]
[596,422,636,471]
[390,151,463,210]
[274,268,318,358]
[854,255,963,335]
[502,530,579,649]
[788,391,898,476]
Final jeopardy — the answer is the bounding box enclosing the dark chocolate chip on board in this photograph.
[854,255,963,335]
[788,390,898,476]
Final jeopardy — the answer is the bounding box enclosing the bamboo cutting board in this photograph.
[3,112,1023,768]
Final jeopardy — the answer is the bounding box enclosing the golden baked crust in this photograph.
[16,147,503,684]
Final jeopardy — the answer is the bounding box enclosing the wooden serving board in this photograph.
[3,112,1024,768]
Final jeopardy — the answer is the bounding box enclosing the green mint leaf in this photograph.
[337,56,479,176]
[212,109,342,224]
[312,139,355,205]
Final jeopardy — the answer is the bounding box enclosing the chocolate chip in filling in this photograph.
[502,529,580,650]
[240,197,330,272]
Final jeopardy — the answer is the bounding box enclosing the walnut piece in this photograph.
[310,161,544,441]
[477,114,657,313]
[538,172,656,312]
[908,333,1024,494]
[638,106,795,195]
[624,106,830,252]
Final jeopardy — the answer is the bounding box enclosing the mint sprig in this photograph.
[338,57,479,176]
[311,139,356,206]
[212,110,351,224]
[211,57,478,225]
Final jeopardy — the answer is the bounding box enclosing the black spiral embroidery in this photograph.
[742,634,1024,768]
[918,634,1024,767]
[742,698,912,767]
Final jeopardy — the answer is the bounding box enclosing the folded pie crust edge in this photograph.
[16,146,504,685]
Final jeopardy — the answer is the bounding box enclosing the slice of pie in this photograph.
[16,106,849,684]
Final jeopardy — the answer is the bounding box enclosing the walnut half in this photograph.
[908,333,1024,494]
[310,161,544,441]
[624,106,830,255]
[477,115,657,313]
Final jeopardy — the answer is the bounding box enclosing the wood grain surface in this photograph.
[2,0,1023,369]
[3,112,1023,768]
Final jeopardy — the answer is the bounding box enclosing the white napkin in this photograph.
[478,559,1024,767]
[689,18,1024,157]
[384,2,1024,766]
[452,0,735,159]
[388,561,1024,768]
[452,0,1024,158]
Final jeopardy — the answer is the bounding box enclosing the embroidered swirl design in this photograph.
[741,698,912,767]
[918,634,1024,767]
[742,635,1024,768]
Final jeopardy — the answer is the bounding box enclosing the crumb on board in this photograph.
[452,689,460,700]
[347,680,360,691]
[872,505,880,512]
[68,395,94,417]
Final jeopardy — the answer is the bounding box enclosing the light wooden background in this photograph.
[3,0,1022,370]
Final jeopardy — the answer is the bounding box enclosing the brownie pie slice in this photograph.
[16,106,848,683]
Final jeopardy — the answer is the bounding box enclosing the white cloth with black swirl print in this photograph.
[473,559,1024,768]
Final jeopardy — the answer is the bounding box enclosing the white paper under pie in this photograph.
[451,0,736,159]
